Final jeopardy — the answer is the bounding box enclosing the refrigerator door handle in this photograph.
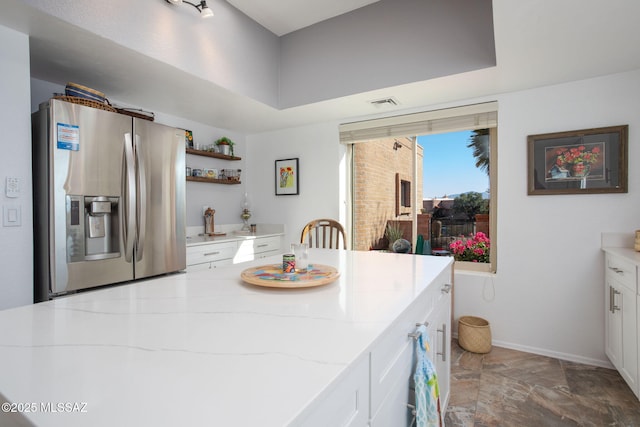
[123,133,136,263]
[135,134,147,262]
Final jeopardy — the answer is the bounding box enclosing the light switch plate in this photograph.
[5,177,19,198]
[3,205,21,227]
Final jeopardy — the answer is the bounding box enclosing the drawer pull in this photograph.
[204,251,221,256]
[612,288,621,312]
[608,266,624,274]
[408,322,429,340]
[437,324,447,361]
[257,244,268,248]
[441,283,452,293]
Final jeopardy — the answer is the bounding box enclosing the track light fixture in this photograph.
[165,0,214,18]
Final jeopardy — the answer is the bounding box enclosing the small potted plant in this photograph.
[215,137,234,156]
[449,232,490,263]
[385,222,404,251]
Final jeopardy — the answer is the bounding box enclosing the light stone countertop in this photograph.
[601,232,640,265]
[0,249,452,427]
[186,223,284,247]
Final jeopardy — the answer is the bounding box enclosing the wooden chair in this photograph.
[300,219,347,249]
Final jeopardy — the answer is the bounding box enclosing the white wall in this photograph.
[30,78,248,227]
[246,123,344,247]
[0,26,33,309]
[455,69,640,367]
[247,69,640,367]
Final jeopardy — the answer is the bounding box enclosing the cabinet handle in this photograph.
[612,288,621,312]
[204,251,221,256]
[608,266,624,274]
[408,322,429,340]
[437,323,447,362]
[609,286,614,313]
[441,284,452,293]
[257,244,268,248]
[407,404,417,427]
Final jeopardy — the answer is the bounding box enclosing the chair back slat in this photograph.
[300,219,346,249]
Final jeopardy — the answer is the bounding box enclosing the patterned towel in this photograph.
[414,324,441,427]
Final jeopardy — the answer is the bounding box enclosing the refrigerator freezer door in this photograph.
[48,99,135,295]
[133,119,186,278]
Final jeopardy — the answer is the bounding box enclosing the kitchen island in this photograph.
[0,249,452,427]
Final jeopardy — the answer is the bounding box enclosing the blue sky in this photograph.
[417,130,489,198]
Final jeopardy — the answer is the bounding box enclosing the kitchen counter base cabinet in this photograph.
[603,250,639,399]
[292,355,370,427]
[0,250,452,427]
[369,268,452,426]
[186,241,237,271]
[186,234,284,271]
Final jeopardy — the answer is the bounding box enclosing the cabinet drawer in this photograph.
[237,236,282,255]
[186,241,237,266]
[370,288,432,416]
[606,254,637,292]
[292,355,369,427]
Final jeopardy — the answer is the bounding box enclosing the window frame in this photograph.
[342,102,498,273]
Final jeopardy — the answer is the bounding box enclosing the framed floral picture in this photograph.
[527,125,628,195]
[275,158,299,196]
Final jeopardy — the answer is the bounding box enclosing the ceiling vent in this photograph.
[368,97,399,108]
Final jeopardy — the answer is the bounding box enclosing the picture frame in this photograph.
[527,125,628,195]
[275,158,299,196]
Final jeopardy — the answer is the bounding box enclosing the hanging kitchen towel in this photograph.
[413,324,441,427]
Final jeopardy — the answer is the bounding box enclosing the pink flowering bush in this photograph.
[449,232,490,263]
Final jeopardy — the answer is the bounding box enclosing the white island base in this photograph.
[0,249,452,427]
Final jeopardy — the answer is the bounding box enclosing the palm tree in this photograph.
[468,129,490,175]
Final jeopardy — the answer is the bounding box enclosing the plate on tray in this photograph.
[240,264,339,288]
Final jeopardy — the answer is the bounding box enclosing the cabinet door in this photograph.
[432,287,451,411]
[619,282,637,393]
[605,280,622,367]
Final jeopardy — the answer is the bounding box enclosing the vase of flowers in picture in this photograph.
[553,144,600,178]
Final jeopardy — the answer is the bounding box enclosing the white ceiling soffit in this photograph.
[2,0,640,134]
[226,0,382,36]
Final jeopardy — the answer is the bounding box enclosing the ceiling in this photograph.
[226,0,382,36]
[3,0,640,134]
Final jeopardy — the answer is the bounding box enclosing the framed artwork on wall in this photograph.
[527,125,628,195]
[275,158,299,196]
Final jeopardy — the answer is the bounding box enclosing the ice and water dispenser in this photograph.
[66,195,121,262]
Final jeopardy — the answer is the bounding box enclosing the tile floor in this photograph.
[445,340,640,426]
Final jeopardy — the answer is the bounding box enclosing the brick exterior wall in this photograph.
[352,138,423,250]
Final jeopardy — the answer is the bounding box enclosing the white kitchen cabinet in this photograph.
[186,241,237,271]
[235,235,283,263]
[293,354,370,427]
[369,266,452,426]
[604,252,638,397]
[187,235,284,271]
[427,281,452,411]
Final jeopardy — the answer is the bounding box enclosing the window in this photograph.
[341,102,497,273]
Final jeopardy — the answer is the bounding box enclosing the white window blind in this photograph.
[339,101,498,143]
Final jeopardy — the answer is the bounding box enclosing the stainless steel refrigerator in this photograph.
[32,98,186,302]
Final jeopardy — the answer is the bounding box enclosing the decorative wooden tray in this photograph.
[240,264,340,289]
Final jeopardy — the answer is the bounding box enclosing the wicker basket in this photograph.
[54,95,116,112]
[458,316,492,353]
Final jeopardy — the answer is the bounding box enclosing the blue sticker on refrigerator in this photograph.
[57,123,79,151]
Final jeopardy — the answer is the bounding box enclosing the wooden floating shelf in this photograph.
[187,176,241,185]
[186,147,241,161]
